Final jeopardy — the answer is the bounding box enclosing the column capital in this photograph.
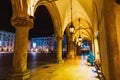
[55,36,63,40]
[11,17,34,29]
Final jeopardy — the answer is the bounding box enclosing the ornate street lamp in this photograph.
[78,36,82,42]
[77,41,81,46]
[69,0,75,34]
[77,18,82,42]
[69,22,75,34]
[68,0,82,42]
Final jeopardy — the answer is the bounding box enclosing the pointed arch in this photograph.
[34,1,63,38]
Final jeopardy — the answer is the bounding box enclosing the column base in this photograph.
[67,54,75,59]
[55,59,64,63]
[7,69,30,80]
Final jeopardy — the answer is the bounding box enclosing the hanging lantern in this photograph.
[69,22,75,34]
[78,35,82,42]
[77,41,81,46]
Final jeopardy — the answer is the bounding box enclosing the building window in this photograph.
[11,43,13,47]
[7,43,9,46]
[3,34,6,41]
[11,39,13,42]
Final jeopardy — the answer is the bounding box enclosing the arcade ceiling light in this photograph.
[69,0,92,46]
[69,0,82,44]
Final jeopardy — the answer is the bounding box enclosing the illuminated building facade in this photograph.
[30,35,67,53]
[0,30,15,52]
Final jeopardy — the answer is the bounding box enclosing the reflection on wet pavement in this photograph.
[0,53,99,80]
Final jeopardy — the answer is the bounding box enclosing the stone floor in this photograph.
[0,53,100,80]
[29,59,99,80]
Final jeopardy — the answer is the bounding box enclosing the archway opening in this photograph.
[28,5,55,63]
[29,5,54,39]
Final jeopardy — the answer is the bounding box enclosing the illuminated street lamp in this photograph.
[69,0,75,34]
[70,18,82,44]
[77,41,81,46]
[69,22,75,34]
[78,35,82,42]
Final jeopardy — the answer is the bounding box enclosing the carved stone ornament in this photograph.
[11,17,34,28]
[55,36,63,40]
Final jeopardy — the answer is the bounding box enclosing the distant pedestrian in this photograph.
[87,50,94,66]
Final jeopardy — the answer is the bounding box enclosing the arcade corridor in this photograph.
[0,0,120,80]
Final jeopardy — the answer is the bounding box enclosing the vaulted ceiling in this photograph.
[27,0,103,42]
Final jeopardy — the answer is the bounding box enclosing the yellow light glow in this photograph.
[78,41,81,46]
[27,0,38,16]
[94,38,99,60]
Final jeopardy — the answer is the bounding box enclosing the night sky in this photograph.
[0,0,15,32]
[29,5,54,39]
[0,0,54,39]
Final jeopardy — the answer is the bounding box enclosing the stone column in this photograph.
[94,38,99,60]
[67,42,75,59]
[67,40,75,59]
[104,1,120,80]
[74,43,77,58]
[76,45,81,59]
[92,42,95,58]
[7,18,33,80]
[55,37,64,63]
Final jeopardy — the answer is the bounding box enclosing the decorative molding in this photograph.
[11,17,34,28]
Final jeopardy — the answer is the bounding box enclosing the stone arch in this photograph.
[34,1,62,38]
